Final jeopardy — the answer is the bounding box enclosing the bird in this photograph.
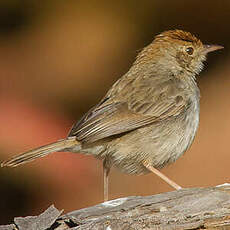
[1,30,223,202]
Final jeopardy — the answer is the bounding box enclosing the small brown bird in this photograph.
[1,30,223,201]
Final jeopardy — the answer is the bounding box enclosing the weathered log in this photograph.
[2,184,230,229]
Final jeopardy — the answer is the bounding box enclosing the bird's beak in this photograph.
[203,44,224,54]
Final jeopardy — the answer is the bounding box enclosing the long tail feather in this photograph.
[1,138,79,167]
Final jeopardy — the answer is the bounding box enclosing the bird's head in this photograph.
[135,30,223,79]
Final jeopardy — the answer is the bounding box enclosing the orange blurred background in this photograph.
[0,0,230,224]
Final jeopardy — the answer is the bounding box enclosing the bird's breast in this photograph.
[172,94,200,161]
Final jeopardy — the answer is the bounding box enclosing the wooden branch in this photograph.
[2,184,230,229]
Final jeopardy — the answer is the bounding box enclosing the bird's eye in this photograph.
[186,47,194,55]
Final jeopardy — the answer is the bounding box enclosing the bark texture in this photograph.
[2,185,230,229]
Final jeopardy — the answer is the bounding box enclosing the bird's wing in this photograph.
[68,83,188,143]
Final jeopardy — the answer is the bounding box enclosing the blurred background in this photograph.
[0,0,229,224]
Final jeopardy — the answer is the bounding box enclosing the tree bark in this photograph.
[2,184,230,229]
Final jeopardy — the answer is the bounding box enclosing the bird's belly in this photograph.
[105,108,199,175]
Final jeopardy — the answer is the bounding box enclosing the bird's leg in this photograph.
[103,159,111,202]
[143,162,182,190]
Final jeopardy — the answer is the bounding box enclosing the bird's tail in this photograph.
[1,138,80,168]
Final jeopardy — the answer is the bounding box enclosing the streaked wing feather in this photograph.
[69,94,186,143]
